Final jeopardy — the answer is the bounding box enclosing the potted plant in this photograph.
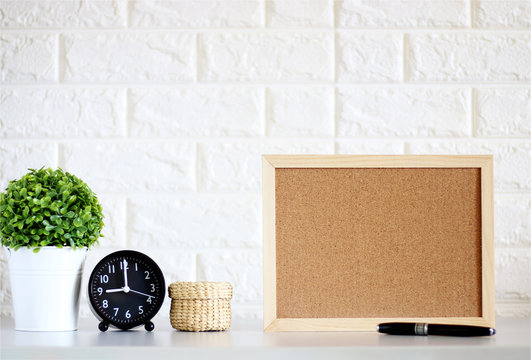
[0,167,104,331]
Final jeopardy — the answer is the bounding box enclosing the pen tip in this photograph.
[490,328,496,336]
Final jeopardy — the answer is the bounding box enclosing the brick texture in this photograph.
[0,143,57,189]
[495,194,531,248]
[61,142,196,192]
[407,141,531,191]
[407,33,531,82]
[337,87,469,136]
[128,195,260,249]
[198,141,334,192]
[0,88,124,137]
[475,88,531,136]
[267,87,334,136]
[337,0,469,28]
[267,0,333,27]
[1,34,56,82]
[130,87,263,137]
[63,33,196,82]
[198,32,334,81]
[474,0,531,28]
[0,0,126,28]
[337,32,402,82]
[130,0,263,28]
[0,0,529,319]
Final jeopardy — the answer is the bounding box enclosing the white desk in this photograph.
[1,317,529,360]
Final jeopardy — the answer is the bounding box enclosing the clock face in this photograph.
[88,250,165,330]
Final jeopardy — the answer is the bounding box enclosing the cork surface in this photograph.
[275,168,482,319]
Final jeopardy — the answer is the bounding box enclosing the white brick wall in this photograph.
[0,0,529,323]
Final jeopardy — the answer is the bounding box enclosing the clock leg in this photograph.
[98,321,109,332]
[145,321,154,332]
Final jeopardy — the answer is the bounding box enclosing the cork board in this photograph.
[263,155,494,332]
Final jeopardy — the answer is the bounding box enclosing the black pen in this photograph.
[377,322,496,337]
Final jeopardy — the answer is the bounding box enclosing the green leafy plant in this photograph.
[0,168,104,252]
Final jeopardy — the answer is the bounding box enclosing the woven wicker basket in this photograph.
[168,281,232,332]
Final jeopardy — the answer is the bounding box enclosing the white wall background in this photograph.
[0,0,529,324]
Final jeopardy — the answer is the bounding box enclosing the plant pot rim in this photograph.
[6,246,89,252]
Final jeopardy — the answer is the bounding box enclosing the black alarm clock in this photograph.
[88,250,165,331]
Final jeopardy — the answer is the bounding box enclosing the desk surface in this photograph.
[1,317,530,360]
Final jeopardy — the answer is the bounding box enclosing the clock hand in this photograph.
[128,289,154,298]
[123,259,129,290]
[106,288,124,293]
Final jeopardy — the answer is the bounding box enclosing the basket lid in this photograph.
[168,281,233,300]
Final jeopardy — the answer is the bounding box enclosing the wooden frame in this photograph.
[263,155,494,332]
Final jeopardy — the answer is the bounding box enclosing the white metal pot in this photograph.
[7,247,87,331]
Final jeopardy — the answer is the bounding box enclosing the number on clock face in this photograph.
[88,251,165,330]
